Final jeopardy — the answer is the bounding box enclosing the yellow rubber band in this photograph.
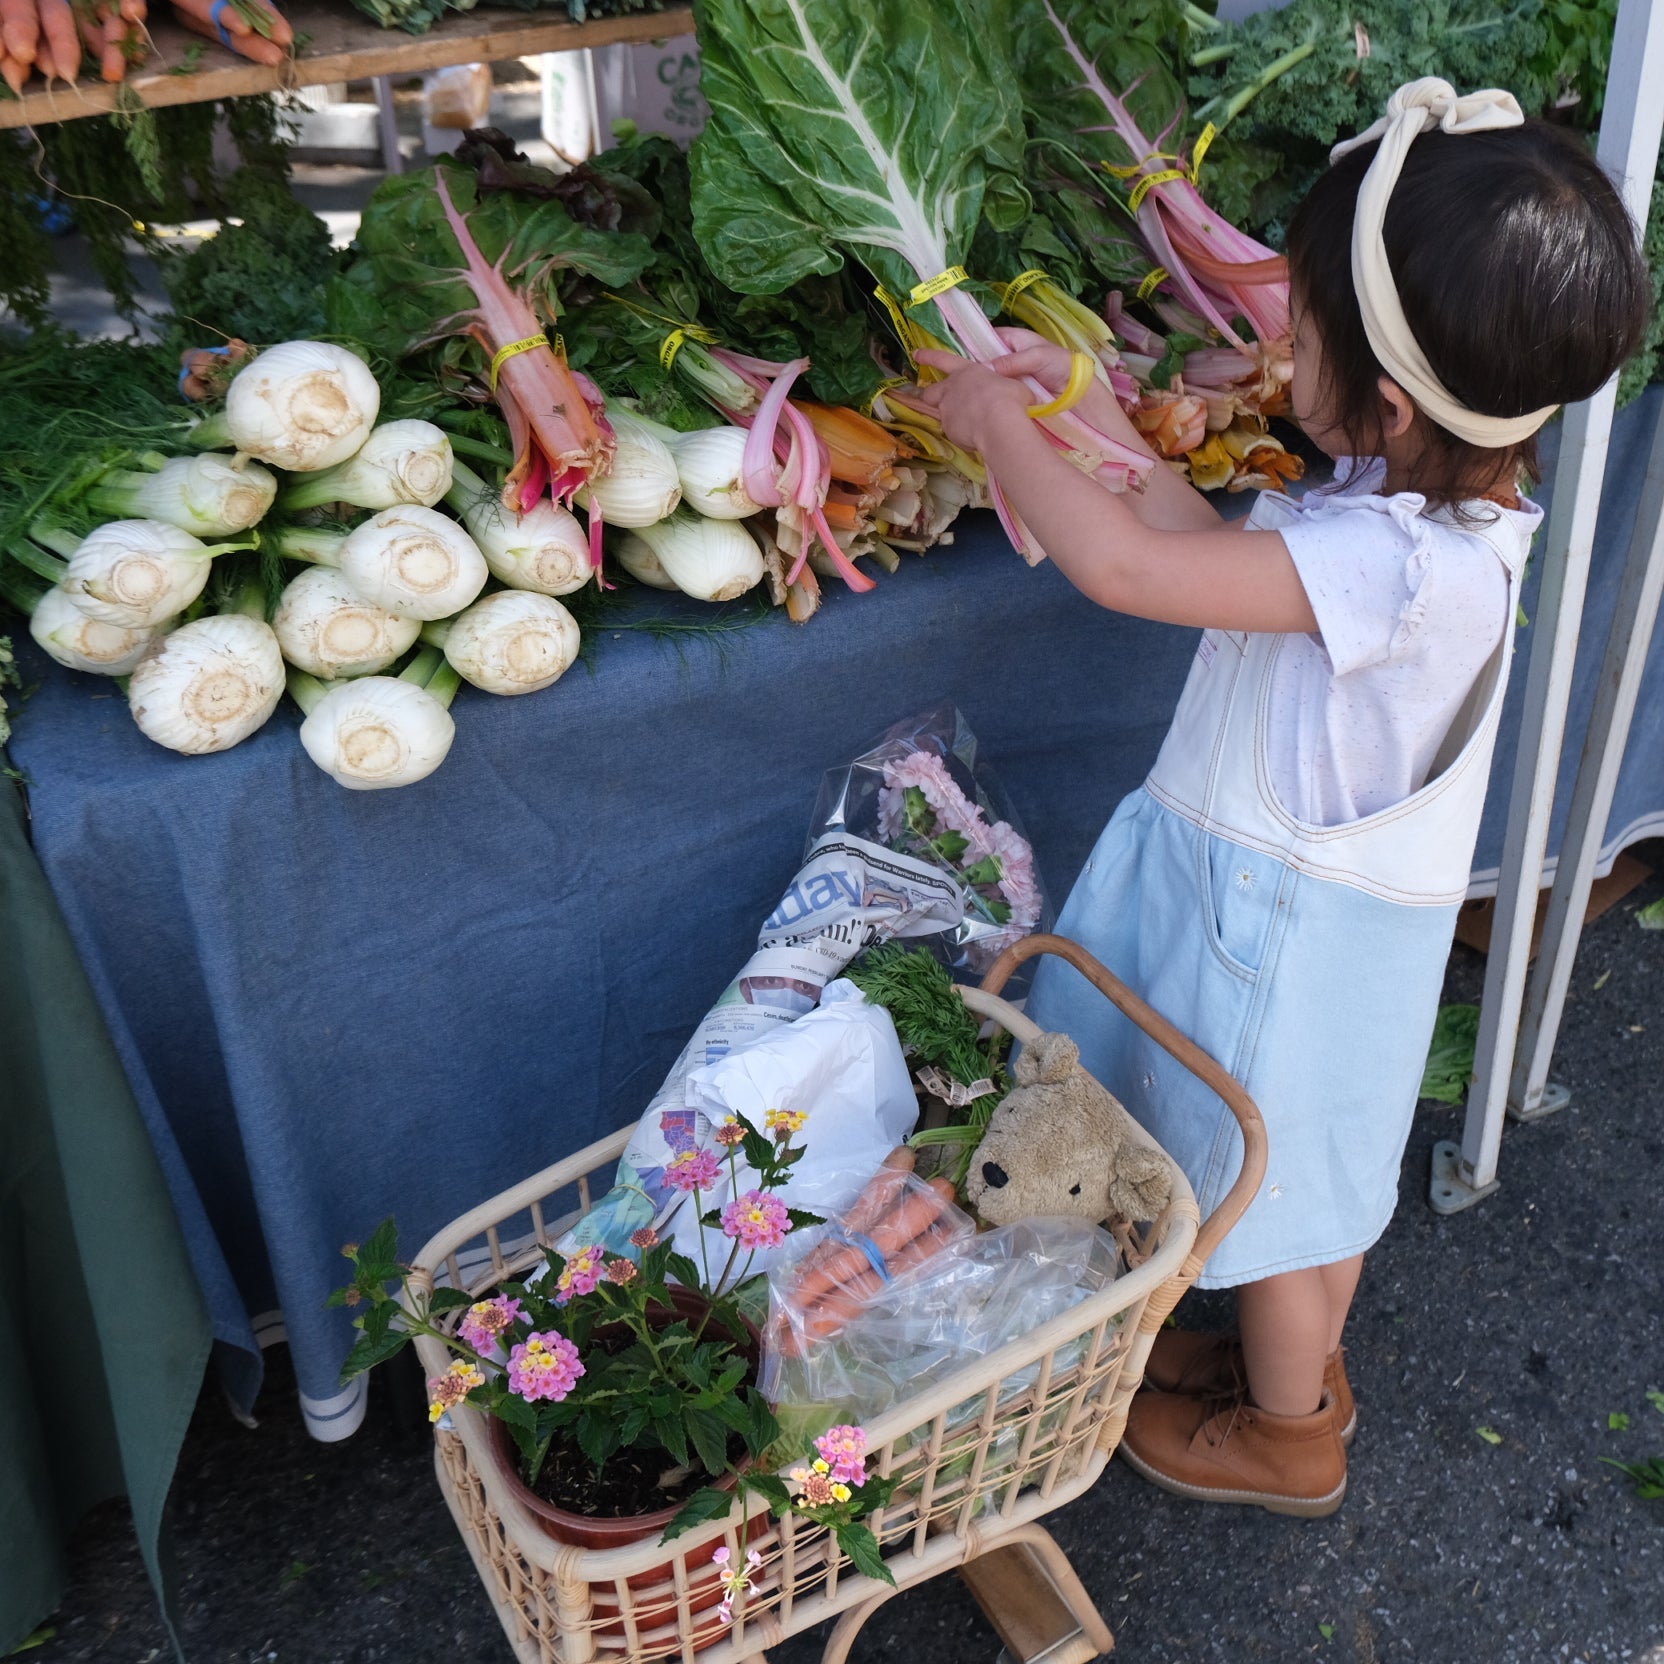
[1103,148,1183,179]
[861,375,909,417]
[1135,266,1170,302]
[999,268,1050,312]
[1025,351,1097,420]
[603,292,718,345]
[1190,122,1217,182]
[660,328,687,371]
[490,334,547,392]
[907,265,968,306]
[1128,168,1189,211]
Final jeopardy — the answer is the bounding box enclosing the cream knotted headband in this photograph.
[1330,77,1558,448]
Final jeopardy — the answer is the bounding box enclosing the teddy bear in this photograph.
[964,1030,1174,1227]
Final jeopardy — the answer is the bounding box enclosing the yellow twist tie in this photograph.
[907,266,968,306]
[861,375,909,417]
[1026,351,1098,420]
[1190,122,1218,182]
[999,268,1050,312]
[489,334,548,392]
[1135,266,1170,302]
[1128,168,1189,211]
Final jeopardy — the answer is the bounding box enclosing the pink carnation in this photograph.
[720,1189,792,1251]
[555,1245,605,1304]
[877,752,1040,938]
[814,1424,869,1488]
[457,1295,523,1352]
[506,1331,584,1403]
[665,1148,722,1193]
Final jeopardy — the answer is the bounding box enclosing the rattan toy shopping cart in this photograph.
[408,934,1267,1664]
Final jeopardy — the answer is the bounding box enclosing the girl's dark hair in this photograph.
[1285,120,1652,507]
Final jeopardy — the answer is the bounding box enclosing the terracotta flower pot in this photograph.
[481,1287,765,1654]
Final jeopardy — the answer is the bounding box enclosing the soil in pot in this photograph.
[524,1428,749,1518]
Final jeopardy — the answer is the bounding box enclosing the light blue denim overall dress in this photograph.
[1026,490,1526,1285]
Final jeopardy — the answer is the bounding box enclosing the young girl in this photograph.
[916,80,1650,1517]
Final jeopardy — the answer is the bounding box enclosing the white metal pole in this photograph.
[1512,399,1664,1113]
[1431,0,1664,1213]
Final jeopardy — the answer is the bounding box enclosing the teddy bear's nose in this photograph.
[981,1161,1009,1189]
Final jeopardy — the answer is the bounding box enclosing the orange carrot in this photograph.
[171,3,282,62]
[1,0,37,67]
[790,1176,951,1308]
[116,0,144,20]
[37,0,79,80]
[785,1150,914,1291]
[0,48,25,90]
[172,0,288,46]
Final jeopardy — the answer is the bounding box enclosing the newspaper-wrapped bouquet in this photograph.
[810,703,1048,975]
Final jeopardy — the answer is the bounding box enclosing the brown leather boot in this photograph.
[1118,1386,1347,1517]
[1143,1330,1357,1448]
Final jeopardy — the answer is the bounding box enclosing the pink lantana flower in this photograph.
[457,1294,523,1352]
[555,1245,606,1304]
[665,1148,722,1193]
[426,1359,485,1424]
[814,1424,869,1489]
[506,1331,584,1403]
[630,1226,660,1249]
[720,1189,791,1251]
[712,1544,763,1624]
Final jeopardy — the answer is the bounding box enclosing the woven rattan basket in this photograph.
[408,934,1266,1664]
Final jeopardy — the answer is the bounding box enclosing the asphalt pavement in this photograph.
[24,845,1664,1664]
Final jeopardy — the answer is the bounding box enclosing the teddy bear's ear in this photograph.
[1014,1031,1079,1087]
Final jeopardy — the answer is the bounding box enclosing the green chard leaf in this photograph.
[689,0,1028,341]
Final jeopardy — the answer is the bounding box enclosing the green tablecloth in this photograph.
[0,777,211,1657]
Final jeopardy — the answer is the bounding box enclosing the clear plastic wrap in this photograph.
[761,1165,976,1394]
[808,703,1050,976]
[763,1207,1121,1446]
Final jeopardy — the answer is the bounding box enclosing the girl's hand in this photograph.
[913,348,1036,454]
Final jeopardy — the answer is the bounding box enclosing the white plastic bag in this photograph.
[657,981,920,1280]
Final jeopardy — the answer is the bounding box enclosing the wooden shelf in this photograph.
[0,1,693,130]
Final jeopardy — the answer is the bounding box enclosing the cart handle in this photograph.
[978,931,1268,1270]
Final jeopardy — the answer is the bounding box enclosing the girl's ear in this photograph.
[1376,375,1417,440]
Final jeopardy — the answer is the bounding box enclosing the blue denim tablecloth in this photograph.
[9,387,1661,1435]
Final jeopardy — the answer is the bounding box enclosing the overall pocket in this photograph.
[1197,829,1281,982]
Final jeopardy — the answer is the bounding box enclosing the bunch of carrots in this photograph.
[767,1149,967,1357]
[0,0,290,92]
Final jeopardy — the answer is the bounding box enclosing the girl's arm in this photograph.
[914,351,1318,635]
[956,335,1225,534]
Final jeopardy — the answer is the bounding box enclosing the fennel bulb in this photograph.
[435,591,580,695]
[128,614,285,754]
[629,511,764,602]
[576,409,682,528]
[447,460,589,596]
[272,566,421,679]
[292,657,457,791]
[669,427,763,520]
[337,506,488,621]
[280,420,455,513]
[613,532,679,591]
[29,584,167,675]
[89,453,278,537]
[62,520,242,630]
[225,341,381,472]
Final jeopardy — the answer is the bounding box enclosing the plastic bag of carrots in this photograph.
[762,1196,1121,1436]
[761,1149,975,1372]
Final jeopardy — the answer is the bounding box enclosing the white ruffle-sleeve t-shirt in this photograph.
[1265,456,1541,827]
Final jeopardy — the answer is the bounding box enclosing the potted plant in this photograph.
[332,1108,897,1634]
